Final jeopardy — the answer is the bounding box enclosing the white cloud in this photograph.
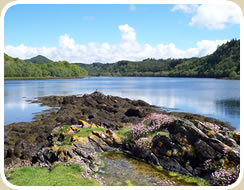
[190,4,240,30]
[5,24,227,63]
[171,4,198,13]
[5,44,57,60]
[172,3,240,30]
[118,24,136,42]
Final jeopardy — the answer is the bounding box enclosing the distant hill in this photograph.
[25,55,53,64]
[75,39,240,79]
[4,55,88,78]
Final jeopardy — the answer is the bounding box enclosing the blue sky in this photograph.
[4,4,241,63]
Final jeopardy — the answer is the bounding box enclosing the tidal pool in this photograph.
[98,152,209,186]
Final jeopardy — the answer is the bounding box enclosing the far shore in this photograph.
[4,76,239,81]
[4,76,87,80]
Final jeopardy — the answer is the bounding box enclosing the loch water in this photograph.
[4,77,240,130]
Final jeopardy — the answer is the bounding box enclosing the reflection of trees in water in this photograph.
[216,99,240,116]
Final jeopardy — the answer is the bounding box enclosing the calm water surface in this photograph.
[4,77,240,130]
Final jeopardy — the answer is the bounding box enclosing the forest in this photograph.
[4,54,88,78]
[76,39,240,79]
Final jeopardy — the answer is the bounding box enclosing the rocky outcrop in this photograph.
[32,91,158,130]
[4,92,240,185]
[4,92,158,169]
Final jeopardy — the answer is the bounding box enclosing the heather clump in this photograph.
[131,113,173,139]
[205,122,221,133]
[211,165,240,186]
[204,158,240,186]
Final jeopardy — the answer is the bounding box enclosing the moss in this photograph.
[168,171,210,186]
[125,179,134,186]
[52,125,106,149]
[147,162,209,186]
[113,182,122,185]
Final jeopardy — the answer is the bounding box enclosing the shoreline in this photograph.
[4,76,240,81]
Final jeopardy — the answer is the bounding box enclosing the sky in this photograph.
[4,3,241,63]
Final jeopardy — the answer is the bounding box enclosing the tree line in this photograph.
[76,39,240,79]
[4,54,88,78]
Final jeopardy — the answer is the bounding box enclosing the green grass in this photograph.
[114,125,132,142]
[6,163,99,186]
[76,127,106,137]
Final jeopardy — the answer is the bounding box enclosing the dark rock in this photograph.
[99,120,116,129]
[67,149,76,158]
[194,140,215,159]
[88,115,95,119]
[132,100,151,107]
[89,163,99,172]
[14,140,28,158]
[183,120,209,142]
[192,167,205,176]
[159,157,192,176]
[228,150,240,164]
[152,135,174,153]
[149,152,160,165]
[6,149,13,158]
[71,117,78,124]
[124,108,145,118]
[207,138,226,153]
[216,133,237,147]
[185,165,193,173]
